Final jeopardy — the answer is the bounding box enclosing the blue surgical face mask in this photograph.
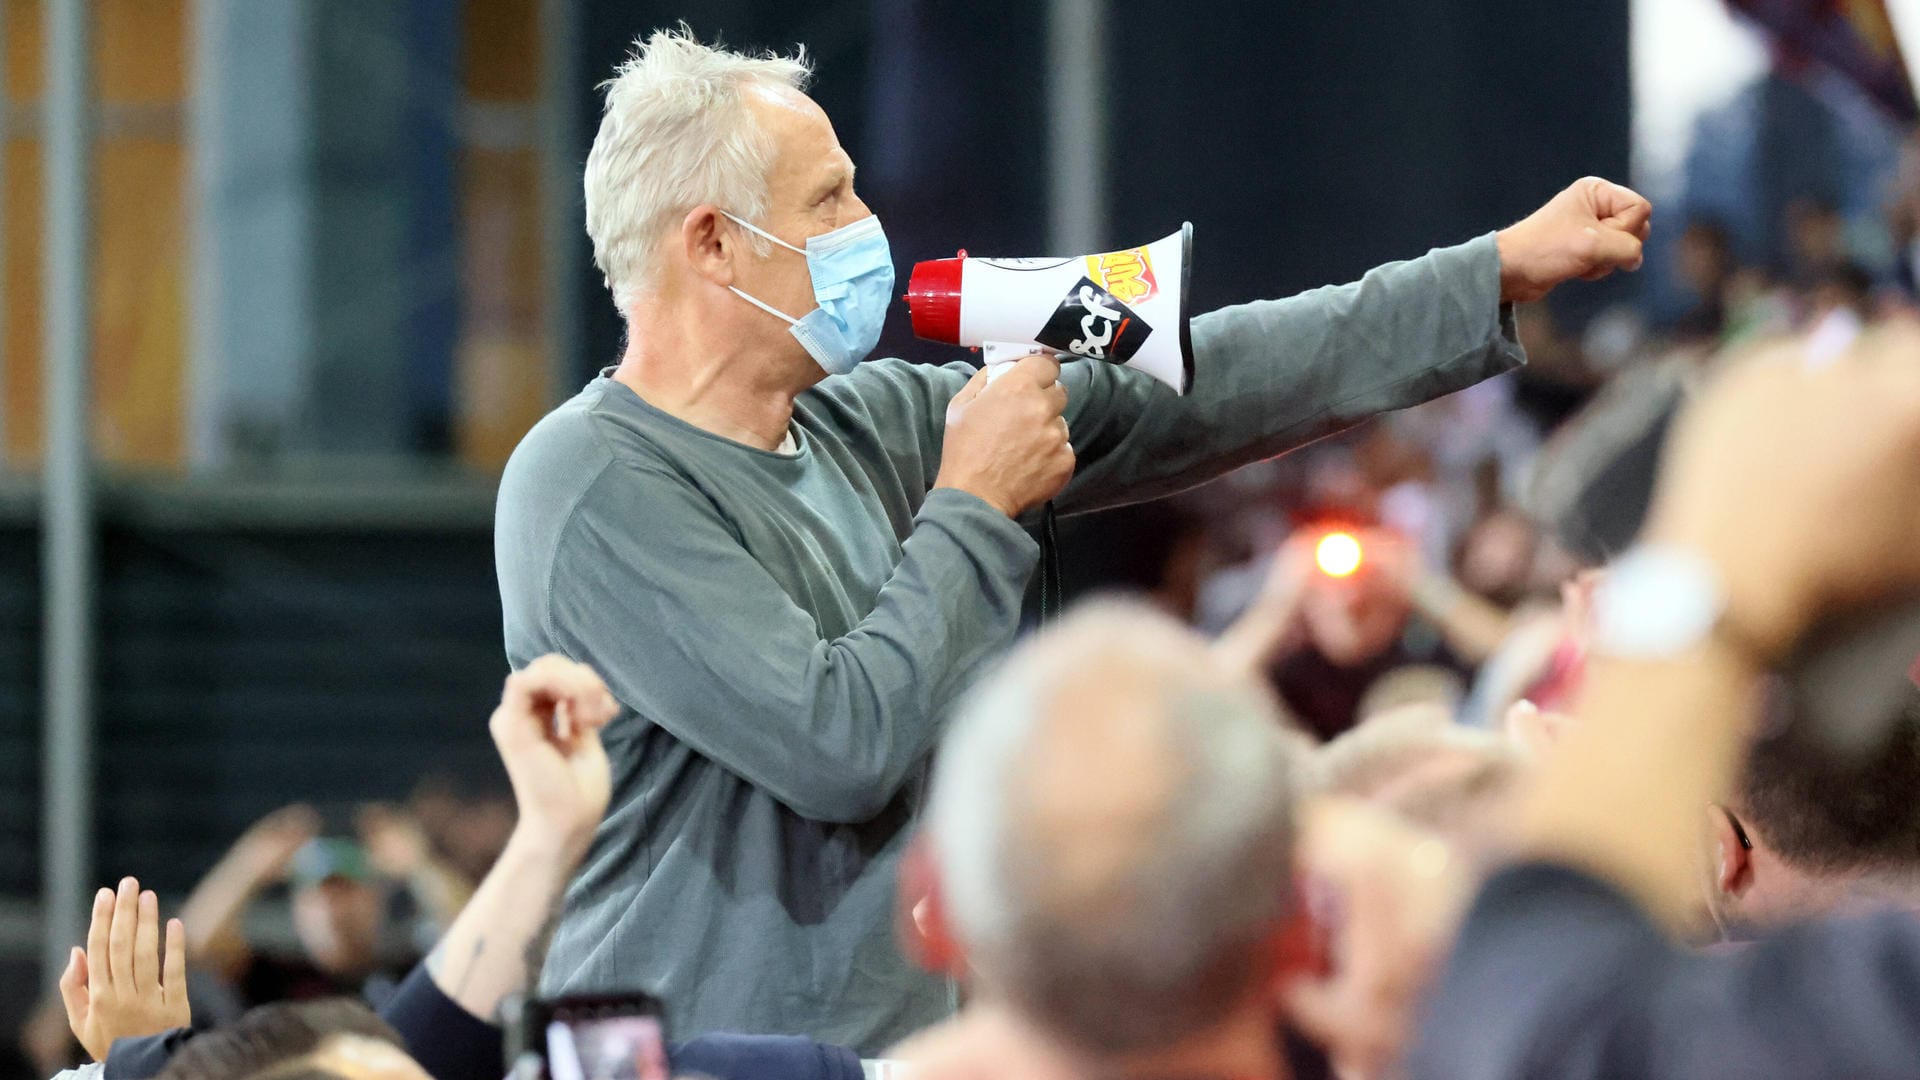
[721,211,895,376]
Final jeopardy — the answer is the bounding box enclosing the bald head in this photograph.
[929,601,1304,1056]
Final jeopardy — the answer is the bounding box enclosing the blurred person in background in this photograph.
[1214,528,1440,739]
[1672,218,1738,345]
[1296,706,1530,1075]
[18,805,472,1075]
[155,1000,423,1080]
[495,24,1651,1051]
[1215,521,1558,738]
[178,803,470,1023]
[1367,326,1920,1078]
[893,601,1342,1080]
[406,777,517,886]
[1783,195,1851,290]
[1315,705,1525,868]
[1701,678,1920,942]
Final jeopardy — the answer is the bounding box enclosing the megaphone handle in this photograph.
[981,341,1066,378]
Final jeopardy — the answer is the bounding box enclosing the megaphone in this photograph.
[904,224,1194,395]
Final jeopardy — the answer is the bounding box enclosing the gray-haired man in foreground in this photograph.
[494,26,1650,1051]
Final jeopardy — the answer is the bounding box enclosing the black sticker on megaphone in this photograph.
[1034,276,1153,365]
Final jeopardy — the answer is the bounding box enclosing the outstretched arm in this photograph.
[1052,178,1651,515]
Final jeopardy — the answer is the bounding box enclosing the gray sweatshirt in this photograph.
[494,234,1522,1054]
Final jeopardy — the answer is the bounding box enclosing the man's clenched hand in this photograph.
[1496,177,1652,304]
[936,353,1075,519]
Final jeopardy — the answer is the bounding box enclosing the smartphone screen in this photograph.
[543,1004,669,1080]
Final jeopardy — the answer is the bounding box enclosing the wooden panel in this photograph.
[96,0,185,103]
[463,0,539,103]
[92,136,185,467]
[6,0,41,103]
[3,0,188,468]
[4,135,42,462]
[454,145,548,469]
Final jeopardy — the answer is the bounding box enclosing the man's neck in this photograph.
[1106,1004,1290,1080]
[612,308,812,451]
[1742,855,1920,930]
[1834,868,1920,917]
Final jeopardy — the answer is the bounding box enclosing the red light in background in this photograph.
[1316,531,1363,578]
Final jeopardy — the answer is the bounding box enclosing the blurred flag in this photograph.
[1726,0,1919,120]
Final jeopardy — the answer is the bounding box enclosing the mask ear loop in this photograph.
[718,209,807,255]
[729,286,802,326]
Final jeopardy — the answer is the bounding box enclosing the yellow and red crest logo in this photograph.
[1085,246,1158,306]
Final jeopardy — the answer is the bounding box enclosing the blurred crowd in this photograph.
[17,787,516,1077]
[1096,161,1920,750]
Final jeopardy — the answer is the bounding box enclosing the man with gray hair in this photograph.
[896,600,1324,1079]
[494,26,1650,1051]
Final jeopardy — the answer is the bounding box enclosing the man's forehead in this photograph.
[746,85,850,181]
[744,80,818,116]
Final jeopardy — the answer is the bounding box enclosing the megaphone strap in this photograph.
[1039,502,1063,624]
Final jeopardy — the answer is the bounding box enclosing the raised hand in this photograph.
[1645,324,1920,659]
[58,877,189,1061]
[357,804,434,880]
[491,655,620,851]
[1495,177,1652,304]
[231,804,322,881]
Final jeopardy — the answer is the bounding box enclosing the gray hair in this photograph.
[928,600,1304,1055]
[584,27,812,312]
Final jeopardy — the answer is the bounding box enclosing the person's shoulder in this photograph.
[502,384,615,487]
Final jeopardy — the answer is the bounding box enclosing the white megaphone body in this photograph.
[904,224,1194,395]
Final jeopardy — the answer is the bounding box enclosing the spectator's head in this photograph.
[1455,509,1541,608]
[1811,261,1874,320]
[288,840,387,977]
[1787,196,1847,276]
[155,998,423,1080]
[916,601,1312,1069]
[1676,218,1736,298]
[1300,561,1410,668]
[1316,705,1524,865]
[1704,682,1920,937]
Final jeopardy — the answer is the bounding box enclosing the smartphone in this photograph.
[508,993,671,1080]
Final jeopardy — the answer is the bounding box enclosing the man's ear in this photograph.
[681,205,734,287]
[897,833,967,978]
[1265,882,1329,1001]
[1711,805,1754,898]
